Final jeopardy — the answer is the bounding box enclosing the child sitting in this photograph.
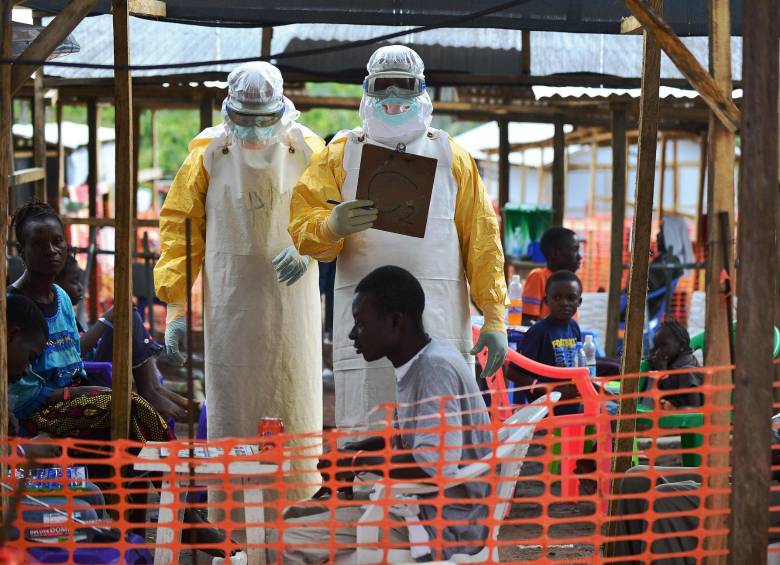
[649,320,703,410]
[55,253,186,420]
[521,227,582,326]
[8,201,172,441]
[508,270,583,415]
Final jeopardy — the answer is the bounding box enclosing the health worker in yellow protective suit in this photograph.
[154,62,323,498]
[288,45,508,430]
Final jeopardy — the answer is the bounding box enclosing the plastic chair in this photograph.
[471,325,512,422]
[83,362,113,388]
[353,394,555,563]
[629,323,780,467]
[503,348,607,498]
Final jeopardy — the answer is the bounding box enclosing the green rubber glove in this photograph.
[470,330,509,379]
[327,200,378,238]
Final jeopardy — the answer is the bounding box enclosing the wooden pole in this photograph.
[11,0,100,95]
[606,107,627,358]
[658,134,667,220]
[110,0,134,440]
[623,0,741,133]
[86,99,100,323]
[703,0,737,557]
[730,0,778,560]
[150,109,157,211]
[0,0,11,442]
[199,93,213,131]
[552,115,565,226]
[611,0,662,484]
[696,130,707,243]
[56,100,65,213]
[521,30,531,75]
[261,26,273,58]
[498,119,510,251]
[672,139,680,214]
[132,107,140,219]
[31,29,47,203]
[588,142,597,217]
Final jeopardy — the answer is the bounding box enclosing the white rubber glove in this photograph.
[273,245,310,286]
[470,330,509,379]
[327,200,378,238]
[164,303,187,367]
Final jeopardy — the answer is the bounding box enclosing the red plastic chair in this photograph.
[504,348,610,498]
[471,325,513,423]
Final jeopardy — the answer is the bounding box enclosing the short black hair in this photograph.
[545,270,582,294]
[57,252,81,278]
[656,320,691,350]
[355,266,425,327]
[11,200,64,248]
[540,226,577,259]
[7,294,48,342]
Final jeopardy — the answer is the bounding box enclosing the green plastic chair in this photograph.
[631,322,780,466]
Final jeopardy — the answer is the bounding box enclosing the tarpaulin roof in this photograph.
[22,0,747,36]
[39,17,744,83]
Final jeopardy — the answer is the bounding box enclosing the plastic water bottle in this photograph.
[574,341,586,369]
[583,335,597,377]
[507,275,523,326]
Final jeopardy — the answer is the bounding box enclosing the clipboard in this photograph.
[355,143,437,238]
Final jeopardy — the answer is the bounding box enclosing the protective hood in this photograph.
[359,45,433,146]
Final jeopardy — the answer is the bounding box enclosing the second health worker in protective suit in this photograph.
[288,45,508,430]
[155,62,323,497]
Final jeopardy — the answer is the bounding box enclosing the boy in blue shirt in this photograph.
[509,270,583,414]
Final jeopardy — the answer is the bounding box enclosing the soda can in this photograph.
[258,417,284,450]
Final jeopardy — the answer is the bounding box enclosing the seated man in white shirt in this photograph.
[278,265,492,564]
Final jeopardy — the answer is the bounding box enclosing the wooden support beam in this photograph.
[199,93,213,131]
[31,38,46,202]
[730,0,779,560]
[498,118,510,215]
[56,100,64,212]
[110,0,134,440]
[695,131,707,243]
[620,15,644,34]
[658,133,667,220]
[86,99,99,323]
[132,107,140,219]
[63,217,158,228]
[520,30,531,75]
[127,0,165,16]
[551,115,565,226]
[606,107,627,358]
[588,142,598,216]
[261,26,273,58]
[8,167,45,186]
[610,0,662,498]
[11,0,100,95]
[702,0,737,557]
[623,0,741,133]
[0,0,12,442]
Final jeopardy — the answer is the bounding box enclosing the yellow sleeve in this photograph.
[450,137,508,334]
[154,139,211,305]
[288,138,348,262]
[303,134,326,155]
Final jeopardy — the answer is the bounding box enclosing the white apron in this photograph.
[333,127,473,429]
[202,126,322,499]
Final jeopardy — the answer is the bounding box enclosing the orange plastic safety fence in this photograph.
[1,363,776,564]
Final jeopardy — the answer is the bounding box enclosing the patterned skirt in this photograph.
[25,390,173,442]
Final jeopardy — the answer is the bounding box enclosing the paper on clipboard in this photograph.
[355,144,437,238]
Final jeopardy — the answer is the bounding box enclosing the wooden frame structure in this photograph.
[1,1,777,560]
